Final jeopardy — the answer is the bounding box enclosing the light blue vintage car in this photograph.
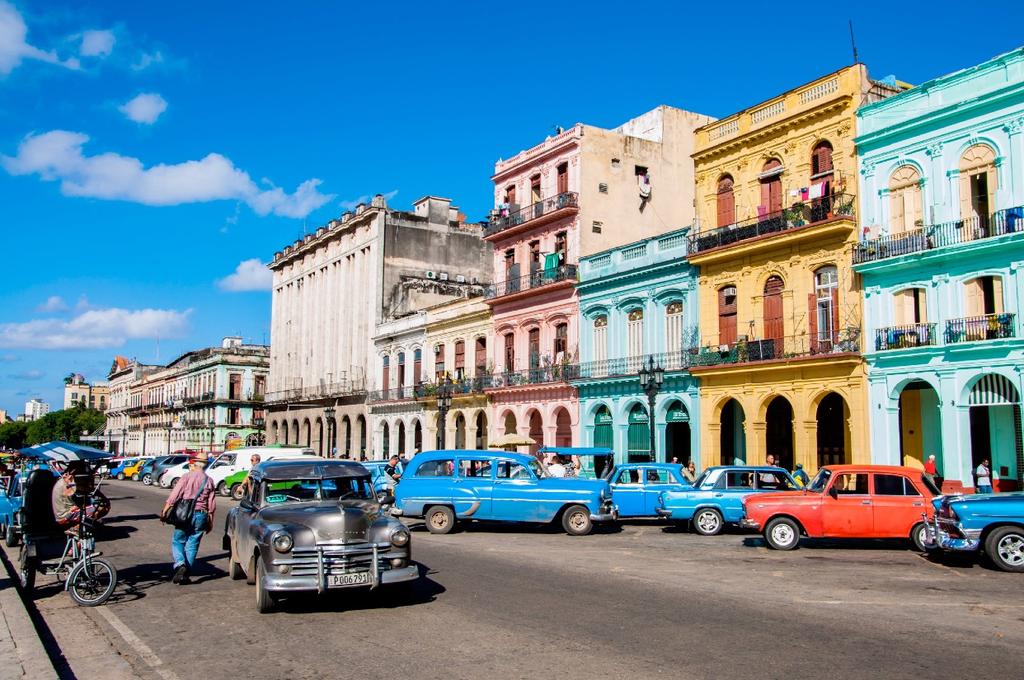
[603,463,692,518]
[925,491,1024,572]
[655,465,798,535]
[393,450,617,536]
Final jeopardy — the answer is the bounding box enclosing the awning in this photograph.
[538,447,613,457]
[19,440,112,462]
[968,374,1020,407]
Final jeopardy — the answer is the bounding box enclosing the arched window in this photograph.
[665,302,683,357]
[810,142,834,221]
[810,266,839,348]
[454,340,465,379]
[397,352,406,391]
[381,355,390,395]
[893,288,928,325]
[811,141,834,178]
[716,175,735,227]
[718,286,738,346]
[474,337,487,375]
[413,348,422,385]
[760,159,783,215]
[593,315,608,365]
[889,165,922,234]
[959,145,997,227]
[554,322,568,361]
[763,276,785,342]
[434,344,445,380]
[627,309,644,362]
[504,333,515,372]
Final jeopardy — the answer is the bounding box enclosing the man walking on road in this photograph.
[162,452,216,585]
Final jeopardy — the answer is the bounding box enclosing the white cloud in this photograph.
[0,0,80,75]
[8,369,42,380]
[0,306,192,349]
[2,130,335,218]
[118,92,167,124]
[217,259,272,292]
[36,295,68,313]
[130,50,163,71]
[339,189,398,212]
[79,29,115,57]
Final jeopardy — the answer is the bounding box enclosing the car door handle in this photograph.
[714,493,724,498]
[861,500,871,505]
[912,502,923,507]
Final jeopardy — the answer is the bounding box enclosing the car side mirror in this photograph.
[828,486,838,500]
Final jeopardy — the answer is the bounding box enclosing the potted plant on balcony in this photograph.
[785,202,807,227]
[833,196,855,217]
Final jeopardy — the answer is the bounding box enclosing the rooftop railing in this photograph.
[689,193,855,255]
[853,206,1024,264]
[486,264,577,300]
[486,192,578,237]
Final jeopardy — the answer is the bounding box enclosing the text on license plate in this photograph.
[327,572,371,587]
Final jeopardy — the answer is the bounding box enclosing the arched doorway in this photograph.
[271,421,279,444]
[291,420,299,446]
[765,396,794,470]
[454,412,466,449]
[341,416,351,457]
[554,408,572,447]
[665,400,691,465]
[413,419,423,453]
[475,411,488,449]
[897,380,942,474]
[627,404,651,463]
[720,399,746,465]
[302,419,311,447]
[397,421,406,456]
[527,411,543,456]
[968,374,1021,491]
[356,415,366,460]
[381,421,390,459]
[503,412,517,435]
[315,418,324,456]
[816,392,850,468]
[593,405,613,477]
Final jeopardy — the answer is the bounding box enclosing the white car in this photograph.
[159,462,190,488]
[207,446,317,495]
[161,452,237,490]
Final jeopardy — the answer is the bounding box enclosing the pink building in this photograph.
[484,107,713,452]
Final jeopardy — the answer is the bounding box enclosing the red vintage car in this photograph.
[739,465,940,551]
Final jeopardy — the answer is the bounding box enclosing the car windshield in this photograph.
[210,453,236,468]
[808,469,832,492]
[263,476,373,504]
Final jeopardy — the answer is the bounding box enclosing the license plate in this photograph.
[327,572,371,588]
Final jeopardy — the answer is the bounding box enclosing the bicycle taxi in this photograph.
[16,441,118,606]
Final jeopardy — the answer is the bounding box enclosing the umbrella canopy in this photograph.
[19,440,112,462]
[488,433,536,448]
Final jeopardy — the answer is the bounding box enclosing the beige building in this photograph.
[266,194,492,457]
[63,374,109,411]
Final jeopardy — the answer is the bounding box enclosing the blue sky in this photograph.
[1,0,1021,416]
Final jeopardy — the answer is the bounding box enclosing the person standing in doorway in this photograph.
[923,455,939,488]
[162,452,216,585]
[975,459,993,494]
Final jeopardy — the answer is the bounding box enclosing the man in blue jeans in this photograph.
[162,451,216,585]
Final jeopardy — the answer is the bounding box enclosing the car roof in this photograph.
[254,459,369,481]
[705,465,793,473]
[411,449,534,465]
[820,465,925,474]
[614,462,682,469]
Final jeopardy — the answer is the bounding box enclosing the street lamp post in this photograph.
[436,376,453,449]
[165,422,172,455]
[141,424,148,457]
[638,355,665,462]
[208,419,216,454]
[120,427,126,456]
[323,406,335,458]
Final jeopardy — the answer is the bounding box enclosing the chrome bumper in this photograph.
[262,564,418,592]
[924,517,981,552]
[655,508,672,518]
[591,503,619,522]
[738,518,760,530]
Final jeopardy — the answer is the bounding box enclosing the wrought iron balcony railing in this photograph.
[944,313,1016,344]
[853,206,1024,264]
[686,331,860,368]
[488,365,579,388]
[415,375,492,398]
[367,385,418,403]
[573,351,688,380]
[689,193,856,255]
[265,380,367,404]
[486,192,578,237]
[486,264,577,300]
[875,323,937,351]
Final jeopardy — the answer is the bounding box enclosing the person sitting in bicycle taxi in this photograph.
[51,461,110,531]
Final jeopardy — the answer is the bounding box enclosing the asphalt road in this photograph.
[18,480,1024,680]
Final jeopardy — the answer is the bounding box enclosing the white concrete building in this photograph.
[24,398,49,421]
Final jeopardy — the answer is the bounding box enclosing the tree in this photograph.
[23,406,107,446]
[0,421,29,450]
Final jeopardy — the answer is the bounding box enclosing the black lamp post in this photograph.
[638,355,665,462]
[323,406,335,458]
[208,418,216,453]
[165,422,172,455]
[120,427,126,455]
[141,424,148,457]
[436,376,453,449]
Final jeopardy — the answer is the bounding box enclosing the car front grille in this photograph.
[279,543,392,576]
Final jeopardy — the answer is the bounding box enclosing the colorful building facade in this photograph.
[687,65,906,472]
[854,48,1024,492]
[484,107,712,451]
[573,227,700,467]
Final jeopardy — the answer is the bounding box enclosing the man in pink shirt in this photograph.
[162,451,216,585]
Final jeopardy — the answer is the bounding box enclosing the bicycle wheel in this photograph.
[67,558,117,606]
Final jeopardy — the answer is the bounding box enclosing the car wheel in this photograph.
[246,554,257,585]
[692,508,724,536]
[231,484,245,501]
[910,522,928,552]
[131,474,140,481]
[764,517,800,551]
[228,542,245,580]
[18,551,35,592]
[142,473,152,486]
[217,481,227,496]
[116,473,125,480]
[170,477,179,489]
[4,523,19,548]
[985,526,1024,573]
[561,505,593,536]
[425,506,455,534]
[255,559,276,613]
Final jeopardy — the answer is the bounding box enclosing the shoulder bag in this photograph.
[169,476,209,529]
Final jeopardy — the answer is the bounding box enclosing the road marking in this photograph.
[94,606,181,680]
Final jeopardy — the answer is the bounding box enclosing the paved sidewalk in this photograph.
[0,570,56,680]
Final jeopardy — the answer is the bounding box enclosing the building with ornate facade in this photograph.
[484,106,713,452]
[63,374,109,411]
[854,48,1024,492]
[686,65,906,472]
[367,310,427,459]
[266,194,491,457]
[572,227,700,467]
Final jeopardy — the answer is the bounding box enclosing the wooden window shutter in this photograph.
[959,174,973,221]
[808,293,819,351]
[916,289,927,324]
[908,186,922,229]
[992,277,1004,314]
[717,177,735,228]
[890,190,905,234]
[965,279,983,316]
[893,290,907,325]
[831,287,840,343]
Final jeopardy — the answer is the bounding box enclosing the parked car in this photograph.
[138,456,169,485]
[656,465,798,535]
[110,458,139,480]
[0,466,57,547]
[924,491,1024,572]
[222,459,417,613]
[150,454,191,487]
[740,465,939,551]
[360,460,397,494]
[602,463,691,518]
[123,458,149,481]
[205,447,317,495]
[159,461,190,488]
[393,450,617,536]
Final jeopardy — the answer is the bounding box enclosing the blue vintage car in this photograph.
[0,465,57,547]
[924,491,1024,572]
[393,449,617,536]
[603,463,692,518]
[655,465,798,535]
[361,460,396,494]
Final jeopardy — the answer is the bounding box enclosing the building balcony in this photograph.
[485,264,577,303]
[265,380,367,405]
[415,375,491,399]
[686,332,861,370]
[944,313,1016,345]
[853,206,1024,265]
[367,386,418,403]
[875,323,937,351]
[486,365,577,389]
[689,193,856,262]
[572,351,689,380]
[485,192,579,240]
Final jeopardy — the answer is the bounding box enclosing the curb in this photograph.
[0,544,59,680]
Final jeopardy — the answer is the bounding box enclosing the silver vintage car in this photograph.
[223,459,417,613]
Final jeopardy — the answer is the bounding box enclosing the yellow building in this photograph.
[687,65,906,474]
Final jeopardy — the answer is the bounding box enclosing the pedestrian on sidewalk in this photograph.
[975,459,993,495]
[161,451,216,585]
[923,454,940,488]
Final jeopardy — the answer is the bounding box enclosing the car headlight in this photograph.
[390,528,410,547]
[271,531,293,553]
